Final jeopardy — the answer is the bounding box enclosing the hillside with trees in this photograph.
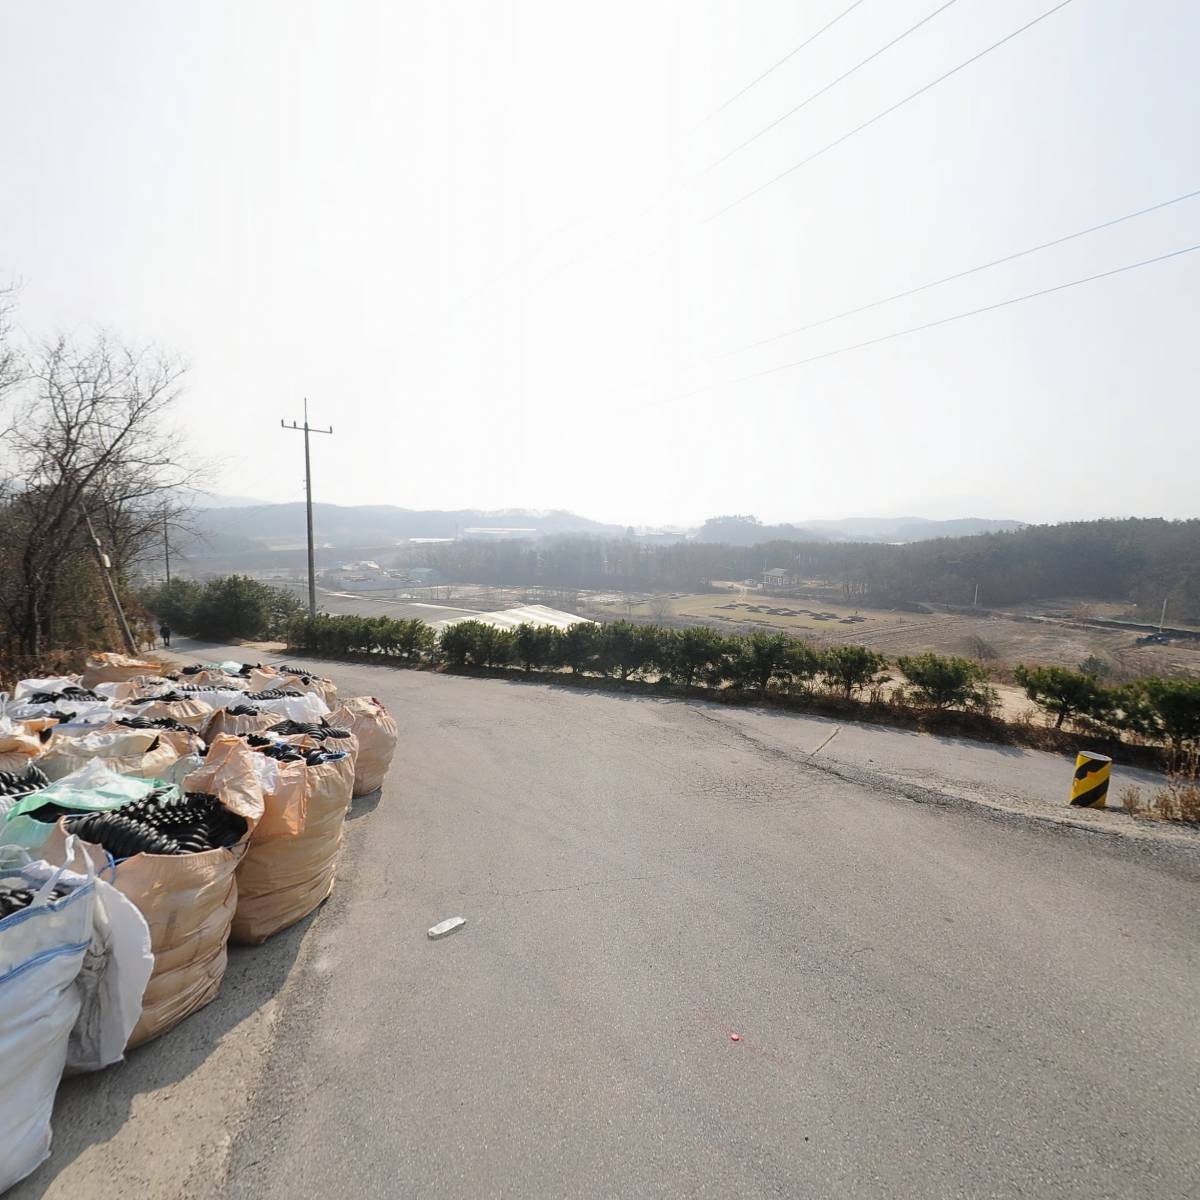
[0,287,192,666]
[408,519,1200,624]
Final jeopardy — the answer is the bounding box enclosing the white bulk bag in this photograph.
[0,842,95,1191]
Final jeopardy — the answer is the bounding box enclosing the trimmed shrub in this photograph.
[1012,664,1110,730]
[897,652,991,709]
[821,644,887,699]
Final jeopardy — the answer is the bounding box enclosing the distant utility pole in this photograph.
[1159,597,1169,634]
[281,398,333,617]
[163,512,171,586]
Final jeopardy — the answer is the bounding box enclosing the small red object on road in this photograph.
[729,1033,741,1042]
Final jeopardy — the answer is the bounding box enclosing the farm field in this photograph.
[597,590,1200,682]
[276,579,1200,685]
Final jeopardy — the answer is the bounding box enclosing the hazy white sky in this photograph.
[3,0,1198,527]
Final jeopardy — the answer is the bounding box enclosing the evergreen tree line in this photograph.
[284,613,1200,752]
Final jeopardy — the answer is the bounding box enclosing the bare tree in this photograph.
[0,332,194,657]
[0,283,23,405]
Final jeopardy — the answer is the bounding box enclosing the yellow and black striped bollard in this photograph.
[1070,751,1112,808]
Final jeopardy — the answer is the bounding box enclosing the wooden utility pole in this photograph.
[281,398,333,617]
[79,504,138,654]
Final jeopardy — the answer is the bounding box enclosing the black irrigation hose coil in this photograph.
[244,736,348,766]
[128,691,196,706]
[268,720,352,741]
[245,689,303,701]
[65,789,248,858]
[0,883,72,918]
[24,686,103,704]
[0,765,51,797]
[274,664,325,680]
[116,715,194,734]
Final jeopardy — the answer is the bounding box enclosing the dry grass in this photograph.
[1116,752,1200,824]
[0,648,89,693]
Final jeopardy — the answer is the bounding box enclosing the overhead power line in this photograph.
[716,186,1200,359]
[630,241,1200,414]
[708,0,1077,221]
[736,243,1200,383]
[709,0,869,117]
[705,0,961,175]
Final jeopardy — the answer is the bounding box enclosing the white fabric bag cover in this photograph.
[67,876,153,1072]
[252,692,330,723]
[11,676,82,701]
[0,843,95,1191]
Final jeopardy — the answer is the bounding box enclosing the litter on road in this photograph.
[427,916,466,940]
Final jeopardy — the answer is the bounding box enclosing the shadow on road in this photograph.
[347,786,383,821]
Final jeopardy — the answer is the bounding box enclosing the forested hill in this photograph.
[816,518,1200,619]
[419,518,1200,624]
[693,515,1024,544]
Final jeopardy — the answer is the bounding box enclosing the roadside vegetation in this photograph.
[283,613,1200,800]
[140,576,304,643]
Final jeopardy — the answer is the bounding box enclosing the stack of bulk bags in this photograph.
[80,652,165,689]
[38,726,179,783]
[231,733,355,944]
[43,735,264,1047]
[328,696,398,796]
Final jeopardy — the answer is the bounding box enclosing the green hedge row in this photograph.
[284,614,1200,749]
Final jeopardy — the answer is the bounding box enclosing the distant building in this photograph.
[461,527,537,540]
[762,567,799,588]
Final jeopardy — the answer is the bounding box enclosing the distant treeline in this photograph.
[413,519,1200,623]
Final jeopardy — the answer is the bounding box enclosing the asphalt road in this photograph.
[19,648,1200,1199]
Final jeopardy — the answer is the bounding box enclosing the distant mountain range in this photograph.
[178,499,1024,568]
[692,514,1024,545]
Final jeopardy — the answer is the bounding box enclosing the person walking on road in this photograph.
[159,622,171,648]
